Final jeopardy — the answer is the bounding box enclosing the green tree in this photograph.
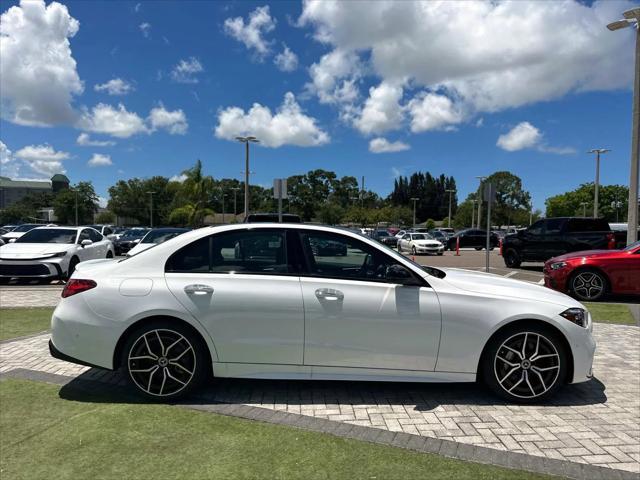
[545,183,628,222]
[480,171,531,227]
[318,202,345,225]
[95,211,116,224]
[108,176,177,225]
[170,160,215,227]
[425,218,436,230]
[53,182,99,225]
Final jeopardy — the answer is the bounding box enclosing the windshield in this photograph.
[122,229,149,239]
[142,230,185,244]
[16,229,76,244]
[13,224,39,232]
[411,234,427,240]
[623,241,640,251]
[376,231,389,237]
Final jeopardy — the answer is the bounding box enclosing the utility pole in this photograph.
[446,189,456,228]
[74,190,78,226]
[360,176,365,208]
[607,7,640,244]
[221,192,227,224]
[236,136,259,219]
[588,149,610,218]
[476,176,487,228]
[471,200,476,228]
[410,197,419,227]
[231,187,240,217]
[529,197,533,226]
[146,191,155,227]
[581,201,588,217]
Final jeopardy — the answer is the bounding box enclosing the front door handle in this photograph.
[184,284,214,295]
[315,288,344,301]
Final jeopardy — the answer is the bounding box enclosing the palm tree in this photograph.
[170,160,215,227]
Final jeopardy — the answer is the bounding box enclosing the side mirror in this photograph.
[133,239,141,244]
[9,238,16,243]
[386,264,422,286]
[81,239,93,247]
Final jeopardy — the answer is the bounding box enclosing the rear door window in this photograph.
[544,219,564,234]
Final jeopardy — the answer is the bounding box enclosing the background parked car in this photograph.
[502,217,614,268]
[244,213,302,223]
[126,228,189,256]
[0,223,41,243]
[113,228,150,255]
[543,241,640,301]
[0,226,114,282]
[446,229,499,251]
[85,224,117,240]
[428,230,450,243]
[371,229,398,247]
[398,233,444,255]
[309,237,348,256]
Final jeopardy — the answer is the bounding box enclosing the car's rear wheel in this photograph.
[482,325,568,402]
[106,250,114,258]
[121,321,208,400]
[504,248,521,268]
[570,269,607,301]
[475,246,482,251]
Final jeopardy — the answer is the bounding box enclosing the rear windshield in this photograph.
[566,218,610,232]
[142,230,186,244]
[16,229,76,244]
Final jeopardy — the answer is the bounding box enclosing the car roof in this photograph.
[32,226,80,231]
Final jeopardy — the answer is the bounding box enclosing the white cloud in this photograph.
[169,173,187,183]
[14,144,69,176]
[274,44,298,72]
[94,78,134,95]
[148,105,188,135]
[369,137,410,154]
[0,141,20,178]
[76,133,115,147]
[300,1,636,122]
[87,153,113,167]
[215,92,330,148]
[224,5,276,58]
[139,22,151,38]
[78,103,149,138]
[353,82,404,135]
[306,49,361,104]
[170,57,204,84]
[408,93,464,132]
[496,121,575,155]
[0,141,11,165]
[0,0,82,126]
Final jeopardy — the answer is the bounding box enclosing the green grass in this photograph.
[0,307,54,341]
[0,379,552,480]
[584,303,636,325]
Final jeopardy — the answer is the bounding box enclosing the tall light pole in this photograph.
[410,197,419,227]
[231,187,240,217]
[446,189,456,227]
[476,176,487,228]
[588,149,610,218]
[580,201,589,217]
[471,200,477,228]
[146,191,155,227]
[529,197,534,226]
[608,8,639,244]
[74,190,79,226]
[236,136,259,219]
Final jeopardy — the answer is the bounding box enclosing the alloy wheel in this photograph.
[572,272,604,300]
[128,329,197,397]
[493,332,560,399]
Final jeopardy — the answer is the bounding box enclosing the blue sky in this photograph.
[0,0,638,210]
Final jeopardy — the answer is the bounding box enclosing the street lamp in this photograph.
[146,191,155,227]
[475,176,487,228]
[580,201,589,217]
[587,149,610,218]
[471,199,477,228]
[446,189,456,228]
[236,136,259,219]
[231,187,240,216]
[220,192,227,224]
[608,7,639,243]
[410,197,419,227]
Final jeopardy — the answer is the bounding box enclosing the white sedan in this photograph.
[50,223,595,403]
[398,233,444,255]
[0,226,115,282]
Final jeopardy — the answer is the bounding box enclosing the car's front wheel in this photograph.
[482,325,568,402]
[503,248,521,268]
[121,321,209,400]
[570,269,607,301]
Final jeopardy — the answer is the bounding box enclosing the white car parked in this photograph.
[0,226,115,282]
[0,223,42,243]
[126,228,189,257]
[398,232,444,255]
[50,223,595,403]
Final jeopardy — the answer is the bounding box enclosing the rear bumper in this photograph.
[49,339,109,370]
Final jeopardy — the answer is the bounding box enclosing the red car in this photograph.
[543,241,640,301]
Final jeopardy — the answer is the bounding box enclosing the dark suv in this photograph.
[502,217,614,268]
[446,229,499,250]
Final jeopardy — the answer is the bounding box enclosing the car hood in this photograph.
[440,268,580,308]
[548,250,617,263]
[0,242,73,258]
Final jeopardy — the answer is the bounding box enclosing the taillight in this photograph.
[62,279,97,298]
[607,233,615,249]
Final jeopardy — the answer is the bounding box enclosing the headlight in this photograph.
[550,261,567,270]
[560,308,587,327]
[51,251,68,258]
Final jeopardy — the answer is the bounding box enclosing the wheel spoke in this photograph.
[169,345,193,362]
[169,361,194,376]
[531,353,558,362]
[502,345,523,360]
[130,365,159,373]
[532,365,559,372]
[508,372,525,393]
[165,369,187,386]
[143,334,158,359]
[521,333,528,358]
[159,368,167,396]
[499,366,520,385]
[524,370,536,396]
[146,365,159,392]
[531,368,547,392]
[497,356,519,368]
[155,330,166,356]
[129,355,156,361]
[165,336,184,356]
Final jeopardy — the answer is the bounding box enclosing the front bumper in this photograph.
[414,245,444,254]
[565,312,597,384]
[0,259,64,278]
[543,264,571,293]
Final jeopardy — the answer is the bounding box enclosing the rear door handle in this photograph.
[184,284,214,295]
[315,288,344,301]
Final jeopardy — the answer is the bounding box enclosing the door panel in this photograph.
[301,277,441,370]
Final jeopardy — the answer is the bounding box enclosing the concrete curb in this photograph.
[2,367,637,480]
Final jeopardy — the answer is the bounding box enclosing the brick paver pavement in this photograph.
[1,323,638,474]
[0,285,62,307]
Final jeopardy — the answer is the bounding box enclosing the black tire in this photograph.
[489,247,495,251]
[475,246,483,251]
[482,323,568,403]
[411,246,417,255]
[66,256,79,280]
[569,269,608,301]
[106,250,114,258]
[121,320,210,401]
[504,249,521,268]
